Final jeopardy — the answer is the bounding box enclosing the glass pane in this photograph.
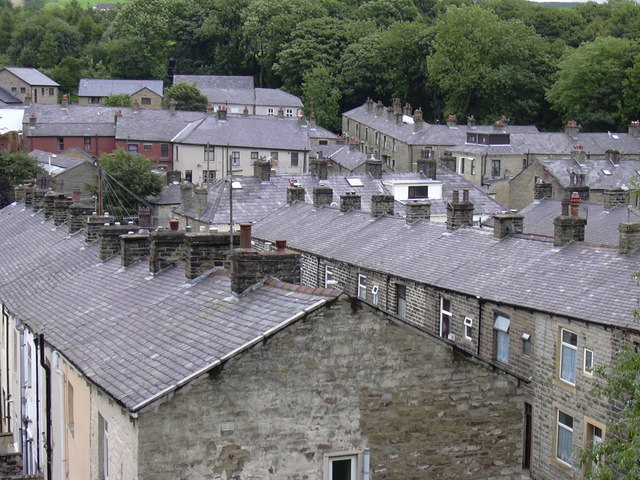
[557,426,573,465]
[496,331,509,363]
[561,346,576,383]
[563,330,577,346]
[332,459,352,480]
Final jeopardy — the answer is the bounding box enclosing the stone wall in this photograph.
[138,299,523,480]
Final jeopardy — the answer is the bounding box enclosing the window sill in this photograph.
[548,457,575,476]
[553,378,577,395]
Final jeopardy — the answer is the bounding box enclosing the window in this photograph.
[161,144,169,158]
[319,140,328,146]
[325,266,334,288]
[584,420,604,474]
[250,152,259,165]
[66,381,75,435]
[267,107,274,116]
[365,128,368,141]
[357,274,367,300]
[98,413,109,480]
[231,151,240,167]
[57,137,64,151]
[464,317,473,340]
[396,284,406,318]
[49,88,55,96]
[560,328,578,385]
[291,152,299,168]
[285,108,293,117]
[371,285,379,306]
[203,170,216,182]
[143,144,152,152]
[556,410,574,466]
[20,87,25,93]
[491,159,501,177]
[90,97,101,104]
[522,333,532,357]
[408,186,428,198]
[494,315,510,364]
[584,348,594,376]
[10,87,16,92]
[323,451,368,480]
[41,88,45,95]
[440,297,451,338]
[141,97,151,105]
[128,144,139,153]
[471,159,476,176]
[84,137,91,152]
[270,152,279,161]
[383,136,387,149]
[375,132,379,144]
[459,157,465,174]
[392,139,397,152]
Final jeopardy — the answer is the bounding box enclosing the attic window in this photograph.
[231,181,242,189]
[602,169,612,176]
[346,178,364,187]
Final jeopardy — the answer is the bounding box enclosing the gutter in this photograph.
[131,298,331,412]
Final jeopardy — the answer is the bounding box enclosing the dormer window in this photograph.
[408,186,428,198]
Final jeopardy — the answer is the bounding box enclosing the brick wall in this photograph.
[138,299,523,480]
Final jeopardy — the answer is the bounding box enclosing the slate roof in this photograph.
[255,88,303,107]
[172,114,310,150]
[174,75,254,90]
[148,182,182,205]
[29,149,86,172]
[3,67,58,86]
[115,109,205,142]
[0,87,21,104]
[308,124,337,140]
[78,79,164,97]
[0,202,338,410]
[538,157,640,190]
[251,202,640,330]
[318,146,368,172]
[494,198,640,246]
[343,103,539,146]
[176,167,504,225]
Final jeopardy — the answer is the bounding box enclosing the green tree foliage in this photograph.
[86,36,163,79]
[302,66,342,132]
[546,36,639,131]
[48,56,84,95]
[103,93,133,107]
[427,5,554,124]
[356,0,421,27]
[162,82,209,112]
[337,32,386,109]
[578,342,640,479]
[97,149,164,221]
[0,151,41,207]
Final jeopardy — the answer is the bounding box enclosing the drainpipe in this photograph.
[34,337,41,474]
[476,296,483,357]
[3,306,10,433]
[39,341,51,480]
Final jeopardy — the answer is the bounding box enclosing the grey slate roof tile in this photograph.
[78,79,164,97]
[251,202,640,330]
[540,157,640,190]
[4,67,59,86]
[0,202,338,410]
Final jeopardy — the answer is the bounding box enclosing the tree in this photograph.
[103,93,133,107]
[427,5,555,124]
[546,37,639,131]
[302,66,342,132]
[49,56,84,95]
[97,149,164,221]
[0,151,41,207]
[578,342,640,479]
[356,0,421,27]
[162,82,209,112]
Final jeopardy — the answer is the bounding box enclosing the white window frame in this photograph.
[464,317,473,340]
[357,274,367,300]
[285,108,293,117]
[371,285,379,306]
[231,151,240,167]
[267,107,274,116]
[323,450,368,480]
[522,332,532,357]
[560,328,578,385]
[583,348,594,376]
[325,266,334,288]
[439,297,451,338]
[396,284,406,318]
[250,151,259,165]
[556,409,574,466]
[494,315,510,364]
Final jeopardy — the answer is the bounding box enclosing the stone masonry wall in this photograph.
[138,299,523,480]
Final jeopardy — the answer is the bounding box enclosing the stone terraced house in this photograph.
[0,187,526,480]
[251,197,640,480]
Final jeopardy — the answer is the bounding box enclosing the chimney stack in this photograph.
[413,108,424,132]
[603,188,630,211]
[619,222,640,254]
[403,103,412,116]
[467,116,476,128]
[277,106,284,118]
[365,155,382,179]
[446,190,474,230]
[298,111,307,126]
[194,186,208,216]
[217,105,227,121]
[405,200,431,223]
[100,222,136,261]
[133,100,140,111]
[605,149,621,164]
[243,105,249,116]
[310,156,328,180]
[29,113,36,128]
[628,121,640,137]
[439,154,456,172]
[180,182,194,211]
[387,106,394,121]
[113,109,122,124]
[14,185,25,202]
[61,95,69,108]
[313,186,333,207]
[340,192,361,212]
[446,114,457,128]
[376,101,384,116]
[365,97,374,112]
[371,194,394,217]
[183,227,239,277]
[309,112,316,126]
[53,194,71,226]
[43,190,57,219]
[553,193,586,246]
[565,120,579,138]
[416,158,437,179]
[169,98,176,114]
[253,157,271,182]
[149,226,186,274]
[166,170,181,184]
[206,103,213,115]
[348,137,358,151]
[239,223,252,249]
[287,184,305,204]
[492,213,524,239]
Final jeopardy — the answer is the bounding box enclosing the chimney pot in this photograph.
[570,192,580,216]
[452,190,460,203]
[463,189,470,202]
[276,239,286,251]
[169,218,179,231]
[240,223,252,249]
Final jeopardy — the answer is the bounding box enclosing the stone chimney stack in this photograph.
[405,200,431,223]
[84,213,114,244]
[365,97,374,112]
[376,101,384,116]
[446,114,457,128]
[53,194,72,226]
[403,103,412,116]
[166,170,181,184]
[298,111,307,126]
[100,222,136,261]
[439,154,457,172]
[43,190,57,219]
[217,105,227,121]
[243,105,249,116]
[120,209,151,268]
[553,193,586,246]
[492,213,524,239]
[340,192,361,212]
[277,107,284,118]
[413,108,424,132]
[387,106,394,121]
[287,184,305,204]
[169,98,176,114]
[149,225,187,274]
[194,186,208,216]
[348,137,358,151]
[183,227,240,277]
[113,109,122,124]
[68,196,93,235]
[446,189,474,230]
[605,149,621,164]
[133,100,140,111]
[619,222,640,254]
[14,185,25,202]
[417,158,437,179]
[180,182,194,210]
[253,157,271,182]
[493,117,506,132]
[603,188,630,210]
[571,145,587,164]
[534,181,552,200]
[24,185,34,206]
[365,155,382,179]
[371,194,394,217]
[29,113,36,128]
[565,120,579,138]
[628,121,640,137]
[313,186,333,207]
[310,156,328,180]
[467,116,476,128]
[309,112,316,126]
[61,95,69,108]
[206,103,213,115]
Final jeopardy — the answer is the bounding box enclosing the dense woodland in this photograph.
[1,0,640,132]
